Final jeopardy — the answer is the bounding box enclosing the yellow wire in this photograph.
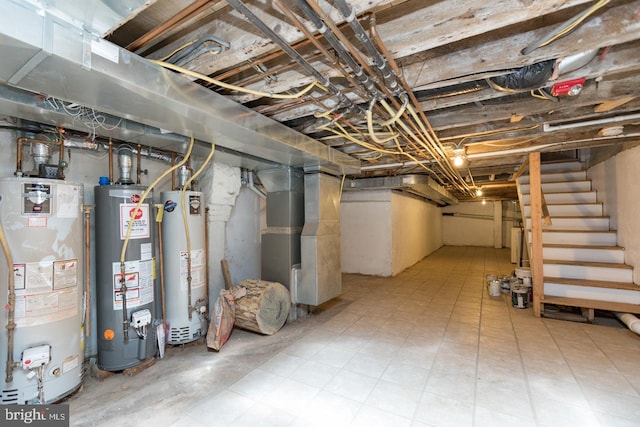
[180,140,215,313]
[530,90,549,100]
[158,40,197,61]
[150,60,325,99]
[536,0,610,49]
[180,141,215,279]
[120,135,195,264]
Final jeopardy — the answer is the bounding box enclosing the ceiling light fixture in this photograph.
[476,188,483,197]
[452,147,465,168]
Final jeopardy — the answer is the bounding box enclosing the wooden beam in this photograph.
[529,152,544,317]
[595,96,637,113]
[404,1,640,91]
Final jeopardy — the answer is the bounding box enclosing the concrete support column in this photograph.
[204,162,241,305]
[494,200,502,249]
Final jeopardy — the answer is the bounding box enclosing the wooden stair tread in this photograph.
[543,276,640,291]
[543,244,623,250]
[539,215,608,219]
[541,296,640,314]
[543,259,633,269]
[534,229,616,233]
[520,190,595,195]
[524,180,591,185]
[538,202,602,206]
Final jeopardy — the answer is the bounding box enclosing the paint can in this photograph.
[500,276,511,293]
[488,280,501,297]
[515,267,531,280]
[511,286,529,309]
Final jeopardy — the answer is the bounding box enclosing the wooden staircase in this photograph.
[517,159,640,318]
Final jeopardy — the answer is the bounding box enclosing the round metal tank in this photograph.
[94,185,157,371]
[161,191,207,344]
[0,177,84,404]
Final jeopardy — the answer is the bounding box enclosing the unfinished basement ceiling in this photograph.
[5,0,640,201]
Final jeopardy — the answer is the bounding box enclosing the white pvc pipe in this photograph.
[247,171,267,199]
[615,312,640,335]
[543,113,640,132]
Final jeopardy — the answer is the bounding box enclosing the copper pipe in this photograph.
[108,139,113,184]
[229,52,324,89]
[171,152,176,190]
[57,128,65,179]
[83,205,92,337]
[304,0,381,95]
[127,0,213,52]
[136,144,142,185]
[368,14,465,189]
[272,0,368,100]
[15,137,23,176]
[155,204,167,327]
[209,33,318,84]
[204,206,209,306]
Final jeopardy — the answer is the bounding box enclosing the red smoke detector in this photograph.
[551,78,586,96]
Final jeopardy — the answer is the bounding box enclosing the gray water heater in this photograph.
[94,185,157,371]
[0,177,84,404]
[161,191,207,344]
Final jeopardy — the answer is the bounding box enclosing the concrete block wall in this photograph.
[587,143,640,284]
[340,189,443,276]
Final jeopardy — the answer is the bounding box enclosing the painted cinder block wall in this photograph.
[340,189,443,276]
[587,143,640,284]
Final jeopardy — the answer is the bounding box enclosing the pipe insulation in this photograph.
[226,0,354,111]
[615,312,640,335]
[296,0,379,98]
[332,0,402,95]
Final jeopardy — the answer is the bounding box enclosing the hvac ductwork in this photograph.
[346,174,458,206]
[0,0,360,176]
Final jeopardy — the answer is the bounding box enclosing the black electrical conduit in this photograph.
[332,0,402,96]
[295,0,379,99]
[226,0,354,112]
[166,34,230,66]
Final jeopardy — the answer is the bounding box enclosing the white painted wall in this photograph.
[588,144,640,283]
[441,201,495,246]
[340,190,392,276]
[391,192,443,275]
[341,189,443,276]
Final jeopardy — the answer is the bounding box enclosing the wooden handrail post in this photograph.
[529,152,544,317]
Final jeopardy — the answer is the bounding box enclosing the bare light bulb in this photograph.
[476,188,483,197]
[453,155,464,167]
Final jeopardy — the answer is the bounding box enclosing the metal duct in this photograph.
[0,1,360,176]
[299,173,342,306]
[258,168,304,291]
[346,174,458,206]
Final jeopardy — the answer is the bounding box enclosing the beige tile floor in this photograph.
[69,246,640,426]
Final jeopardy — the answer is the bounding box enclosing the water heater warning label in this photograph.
[119,203,150,239]
[12,260,79,328]
[112,260,154,310]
